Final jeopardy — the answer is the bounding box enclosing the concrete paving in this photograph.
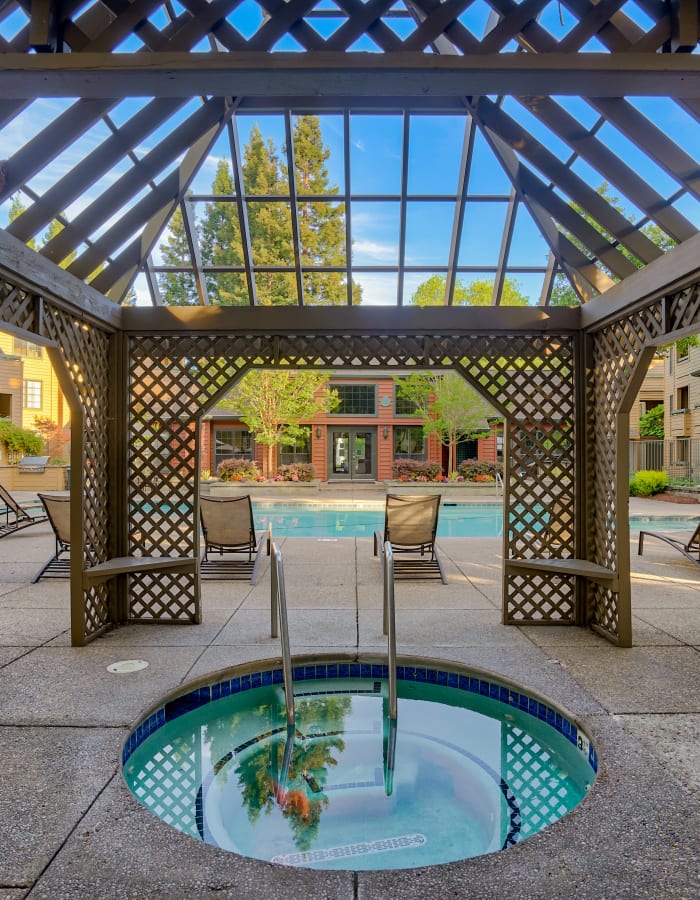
[0,490,699,898]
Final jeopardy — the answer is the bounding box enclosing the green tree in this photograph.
[394,372,494,474]
[287,116,359,305]
[411,274,529,306]
[159,203,199,305]
[200,159,246,305]
[638,404,664,438]
[226,370,338,475]
[244,124,297,305]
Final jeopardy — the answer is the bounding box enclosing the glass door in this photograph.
[330,429,376,480]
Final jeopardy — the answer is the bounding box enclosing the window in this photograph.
[330,383,376,415]
[279,427,311,465]
[677,385,689,411]
[13,338,42,358]
[213,428,252,470]
[23,380,42,409]
[393,426,425,460]
[394,385,419,416]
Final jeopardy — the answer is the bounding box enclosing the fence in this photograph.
[630,439,700,485]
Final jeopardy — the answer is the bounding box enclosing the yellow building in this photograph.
[0,330,69,449]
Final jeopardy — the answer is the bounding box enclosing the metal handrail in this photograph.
[270,541,295,728]
[384,541,397,721]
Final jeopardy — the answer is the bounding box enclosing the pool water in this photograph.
[251,502,698,539]
[123,663,596,871]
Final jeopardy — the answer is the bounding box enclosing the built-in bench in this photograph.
[506,557,618,590]
[83,556,197,586]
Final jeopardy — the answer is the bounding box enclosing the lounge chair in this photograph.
[0,484,48,539]
[200,494,266,582]
[32,493,71,582]
[638,521,700,565]
[373,493,446,583]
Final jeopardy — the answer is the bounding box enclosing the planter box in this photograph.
[204,480,322,498]
[384,481,502,499]
[0,465,69,492]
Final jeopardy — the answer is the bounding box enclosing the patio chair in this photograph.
[200,494,266,582]
[638,521,700,565]
[31,493,71,582]
[373,493,447,583]
[0,484,48,539]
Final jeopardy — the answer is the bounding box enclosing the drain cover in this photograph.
[107,659,149,674]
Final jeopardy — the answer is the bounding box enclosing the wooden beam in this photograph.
[0,228,121,329]
[119,302,580,335]
[0,52,698,98]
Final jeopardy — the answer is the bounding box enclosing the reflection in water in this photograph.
[124,677,594,870]
[207,695,352,851]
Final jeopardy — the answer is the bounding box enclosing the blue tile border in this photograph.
[122,661,597,776]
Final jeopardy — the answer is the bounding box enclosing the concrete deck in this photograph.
[1,491,699,898]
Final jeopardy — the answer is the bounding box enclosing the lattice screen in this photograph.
[5,269,700,647]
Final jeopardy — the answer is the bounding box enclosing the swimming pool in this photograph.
[252,502,699,539]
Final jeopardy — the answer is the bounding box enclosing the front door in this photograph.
[330,429,376,480]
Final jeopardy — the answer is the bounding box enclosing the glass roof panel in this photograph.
[508,206,553,269]
[206,272,249,306]
[352,272,398,306]
[467,130,513,195]
[405,202,454,267]
[350,115,403,194]
[253,271,297,304]
[407,116,465,195]
[350,201,400,266]
[459,201,509,267]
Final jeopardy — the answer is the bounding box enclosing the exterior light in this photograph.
[316,426,322,439]
[383,426,388,439]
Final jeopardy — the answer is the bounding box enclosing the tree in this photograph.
[639,404,664,439]
[411,274,529,306]
[159,203,199,305]
[226,371,338,475]
[394,372,495,474]
[286,115,360,305]
[200,159,246,305]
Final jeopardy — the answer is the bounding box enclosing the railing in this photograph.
[382,541,398,795]
[270,541,295,728]
[629,438,700,486]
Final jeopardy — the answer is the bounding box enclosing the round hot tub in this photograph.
[122,655,597,871]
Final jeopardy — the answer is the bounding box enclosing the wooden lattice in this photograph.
[5,267,700,647]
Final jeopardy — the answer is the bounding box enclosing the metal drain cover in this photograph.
[107,659,149,674]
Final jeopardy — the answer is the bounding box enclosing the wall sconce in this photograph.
[382,426,388,439]
[316,426,322,439]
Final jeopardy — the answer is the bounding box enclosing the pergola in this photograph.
[1,0,699,647]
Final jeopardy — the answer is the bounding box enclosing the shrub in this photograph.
[276,462,315,482]
[391,459,443,481]
[457,459,503,482]
[629,470,668,496]
[217,457,260,482]
[0,418,43,461]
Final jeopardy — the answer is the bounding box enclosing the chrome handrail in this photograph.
[384,541,397,721]
[270,541,295,728]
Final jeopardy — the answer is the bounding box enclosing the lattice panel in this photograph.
[0,280,36,331]
[2,0,678,56]
[128,330,577,626]
[503,571,575,623]
[40,303,113,641]
[587,303,665,642]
